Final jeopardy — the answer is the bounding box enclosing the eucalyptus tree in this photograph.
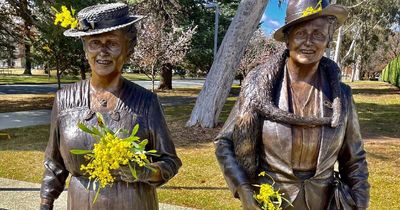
[187,0,270,128]
[335,0,400,80]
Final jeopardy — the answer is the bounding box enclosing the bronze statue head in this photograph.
[273,0,348,42]
[63,3,143,77]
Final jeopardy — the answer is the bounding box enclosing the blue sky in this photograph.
[260,0,288,36]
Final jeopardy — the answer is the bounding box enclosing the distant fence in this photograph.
[0,68,13,75]
[381,55,400,88]
[0,68,46,75]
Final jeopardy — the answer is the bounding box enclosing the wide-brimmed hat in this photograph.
[64,3,144,37]
[273,0,348,42]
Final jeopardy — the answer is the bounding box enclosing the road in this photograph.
[0,80,207,94]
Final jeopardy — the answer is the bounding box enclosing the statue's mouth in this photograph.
[96,60,112,65]
[300,49,315,55]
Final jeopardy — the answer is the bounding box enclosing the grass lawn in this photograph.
[0,81,399,209]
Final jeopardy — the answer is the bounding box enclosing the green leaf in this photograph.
[147,150,157,153]
[91,127,101,136]
[131,124,139,136]
[128,162,138,180]
[125,136,140,142]
[93,182,101,204]
[138,139,148,149]
[70,149,93,155]
[77,122,96,135]
[144,164,157,172]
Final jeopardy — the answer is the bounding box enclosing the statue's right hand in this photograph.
[40,198,53,210]
[237,184,262,210]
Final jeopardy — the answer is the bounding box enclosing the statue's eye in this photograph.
[313,31,326,40]
[108,41,120,48]
[89,40,102,49]
[294,30,306,38]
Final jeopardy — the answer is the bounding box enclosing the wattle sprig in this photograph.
[52,5,78,29]
[253,171,293,210]
[70,113,158,203]
[301,0,323,17]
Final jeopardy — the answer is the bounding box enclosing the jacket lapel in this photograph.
[274,67,294,171]
[315,68,339,176]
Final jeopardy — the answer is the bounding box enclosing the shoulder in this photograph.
[121,79,159,114]
[123,79,157,100]
[55,80,89,110]
[340,82,352,98]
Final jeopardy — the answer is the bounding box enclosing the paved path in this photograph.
[0,178,196,210]
[0,110,51,130]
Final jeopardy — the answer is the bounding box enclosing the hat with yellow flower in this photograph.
[273,0,348,42]
[63,2,144,37]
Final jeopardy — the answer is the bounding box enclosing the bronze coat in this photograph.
[40,79,182,210]
[215,56,369,209]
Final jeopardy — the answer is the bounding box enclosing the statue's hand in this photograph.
[39,198,53,210]
[237,184,262,210]
[117,163,161,183]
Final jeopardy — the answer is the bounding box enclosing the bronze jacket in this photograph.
[40,79,182,210]
[215,57,369,210]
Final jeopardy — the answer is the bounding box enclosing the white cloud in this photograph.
[267,20,281,28]
[261,14,267,22]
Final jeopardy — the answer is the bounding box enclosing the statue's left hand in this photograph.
[117,163,162,183]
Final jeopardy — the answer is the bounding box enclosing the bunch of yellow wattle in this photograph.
[253,172,292,210]
[53,5,78,29]
[80,132,136,188]
[71,113,157,203]
[301,0,322,17]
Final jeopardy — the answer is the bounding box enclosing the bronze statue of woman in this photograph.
[215,0,370,209]
[39,3,181,210]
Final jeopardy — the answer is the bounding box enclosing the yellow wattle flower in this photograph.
[53,5,78,29]
[301,0,322,17]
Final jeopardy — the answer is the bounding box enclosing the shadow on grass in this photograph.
[0,125,49,152]
[357,103,400,139]
[352,88,400,95]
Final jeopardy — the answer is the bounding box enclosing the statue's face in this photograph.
[84,30,128,77]
[287,17,330,65]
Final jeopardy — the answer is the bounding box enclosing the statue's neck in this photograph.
[287,58,320,84]
[90,71,123,92]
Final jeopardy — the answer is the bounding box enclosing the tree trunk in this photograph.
[21,1,32,75]
[334,26,343,65]
[151,64,155,92]
[22,41,32,75]
[158,63,173,90]
[353,55,361,81]
[186,0,269,128]
[79,63,86,80]
[56,61,61,89]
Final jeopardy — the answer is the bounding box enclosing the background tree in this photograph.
[129,0,197,90]
[0,3,18,67]
[4,0,35,75]
[177,0,240,76]
[237,29,284,83]
[187,0,270,128]
[132,15,197,91]
[335,0,400,81]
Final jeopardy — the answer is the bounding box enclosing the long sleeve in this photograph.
[147,95,182,186]
[214,101,251,198]
[40,95,69,201]
[338,90,370,209]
